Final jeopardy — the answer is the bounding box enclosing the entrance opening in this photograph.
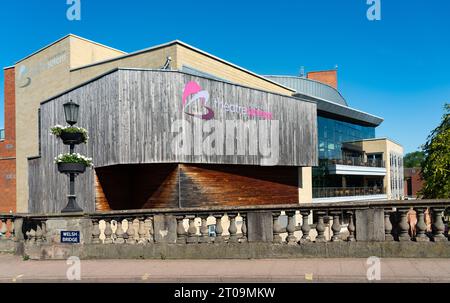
[95,163,299,210]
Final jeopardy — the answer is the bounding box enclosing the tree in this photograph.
[420,103,450,198]
[404,151,425,168]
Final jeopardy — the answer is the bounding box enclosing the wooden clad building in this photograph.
[28,69,317,213]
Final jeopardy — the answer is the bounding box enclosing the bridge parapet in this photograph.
[1,199,449,259]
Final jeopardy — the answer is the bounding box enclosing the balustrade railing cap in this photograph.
[2,199,448,219]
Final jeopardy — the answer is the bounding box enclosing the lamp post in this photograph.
[61,100,83,213]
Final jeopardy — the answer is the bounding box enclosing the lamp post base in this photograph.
[61,195,83,213]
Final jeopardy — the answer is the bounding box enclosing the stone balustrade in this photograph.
[1,199,449,259]
[8,199,447,245]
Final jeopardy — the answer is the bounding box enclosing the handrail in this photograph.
[3,199,448,219]
[313,186,386,198]
[326,157,385,168]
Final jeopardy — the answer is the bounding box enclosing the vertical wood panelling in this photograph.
[29,69,317,213]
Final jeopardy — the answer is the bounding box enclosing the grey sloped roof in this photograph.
[265,75,383,127]
[264,75,348,106]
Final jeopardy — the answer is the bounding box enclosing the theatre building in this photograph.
[0,34,403,214]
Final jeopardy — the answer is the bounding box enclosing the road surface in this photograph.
[1,253,449,282]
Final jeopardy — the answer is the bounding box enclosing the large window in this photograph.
[317,116,375,160]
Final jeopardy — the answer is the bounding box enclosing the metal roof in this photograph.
[264,75,348,106]
[294,92,383,126]
[265,75,383,126]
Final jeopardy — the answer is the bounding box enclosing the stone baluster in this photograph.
[104,220,113,244]
[213,214,224,243]
[125,218,136,244]
[300,210,311,243]
[0,220,6,238]
[228,214,239,243]
[315,211,326,242]
[240,214,247,243]
[91,219,101,244]
[397,208,411,241]
[346,211,355,241]
[199,214,210,243]
[145,217,154,243]
[272,212,283,244]
[176,215,187,244]
[4,219,13,239]
[384,209,394,241]
[115,219,125,244]
[5,219,12,239]
[35,224,43,244]
[414,208,429,242]
[29,228,36,244]
[40,221,46,243]
[138,218,147,244]
[187,215,198,244]
[331,211,342,242]
[431,207,446,242]
[286,211,297,245]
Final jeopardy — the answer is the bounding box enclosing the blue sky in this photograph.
[0,0,449,153]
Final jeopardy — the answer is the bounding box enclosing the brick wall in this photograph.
[0,67,16,212]
[404,168,424,198]
[307,70,338,89]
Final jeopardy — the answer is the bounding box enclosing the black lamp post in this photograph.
[61,100,83,213]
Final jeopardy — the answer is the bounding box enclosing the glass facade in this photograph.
[317,116,375,160]
[313,115,378,190]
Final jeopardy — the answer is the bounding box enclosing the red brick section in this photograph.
[307,70,338,89]
[404,168,425,198]
[0,67,16,213]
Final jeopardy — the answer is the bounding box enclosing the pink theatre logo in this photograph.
[182,81,215,120]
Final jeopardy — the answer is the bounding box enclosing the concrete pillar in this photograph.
[298,167,312,203]
[355,209,385,241]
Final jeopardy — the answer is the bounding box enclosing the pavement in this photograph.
[1,253,450,283]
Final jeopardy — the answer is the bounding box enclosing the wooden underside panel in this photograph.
[95,164,298,210]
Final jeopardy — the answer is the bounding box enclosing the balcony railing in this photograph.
[313,186,385,198]
[326,157,385,168]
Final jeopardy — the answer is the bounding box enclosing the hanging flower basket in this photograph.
[55,153,93,174]
[57,162,87,174]
[50,125,89,145]
[59,131,84,145]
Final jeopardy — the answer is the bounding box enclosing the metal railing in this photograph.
[313,186,385,198]
[326,157,385,168]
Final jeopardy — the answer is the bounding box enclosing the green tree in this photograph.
[420,103,450,198]
[404,151,425,168]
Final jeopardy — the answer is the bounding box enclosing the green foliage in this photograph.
[50,125,89,144]
[404,151,425,168]
[419,103,450,198]
[54,153,93,167]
